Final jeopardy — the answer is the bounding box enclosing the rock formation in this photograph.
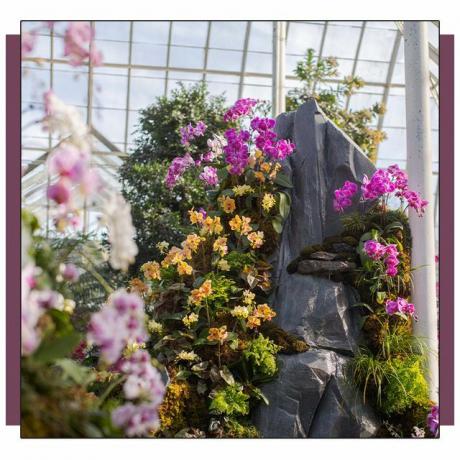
[253,99,380,438]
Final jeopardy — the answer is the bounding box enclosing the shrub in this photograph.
[119,83,228,271]
[209,384,250,416]
[243,334,280,378]
[382,356,430,415]
[286,48,386,162]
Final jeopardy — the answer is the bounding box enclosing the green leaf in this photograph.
[219,366,235,385]
[33,331,81,363]
[384,221,404,234]
[175,369,191,380]
[278,192,291,219]
[376,291,387,304]
[251,386,269,405]
[274,172,293,188]
[272,215,284,234]
[217,167,229,182]
[55,358,95,385]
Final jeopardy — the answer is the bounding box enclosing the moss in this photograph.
[157,380,191,434]
[260,322,309,354]
[382,356,430,415]
[286,257,300,274]
[223,418,259,438]
[299,244,324,258]
[209,384,250,416]
[157,377,209,436]
[243,334,281,377]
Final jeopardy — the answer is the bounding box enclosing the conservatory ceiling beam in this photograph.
[123,21,134,153]
[403,21,438,401]
[238,21,251,99]
[202,21,212,81]
[22,57,406,90]
[272,21,286,117]
[345,21,367,111]
[164,21,173,96]
[312,21,328,93]
[375,29,402,159]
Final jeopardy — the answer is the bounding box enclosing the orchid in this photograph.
[385,297,416,317]
[427,405,439,436]
[102,192,138,272]
[64,21,103,66]
[87,290,148,365]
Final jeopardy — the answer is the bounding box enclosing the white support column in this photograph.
[272,21,286,117]
[403,21,438,401]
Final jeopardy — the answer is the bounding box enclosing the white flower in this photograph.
[102,192,138,272]
[43,90,89,150]
[207,135,226,158]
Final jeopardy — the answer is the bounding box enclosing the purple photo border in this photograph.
[439,34,454,425]
[6,34,21,425]
[4,31,455,428]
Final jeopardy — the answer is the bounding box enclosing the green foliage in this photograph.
[225,250,256,271]
[119,83,228,271]
[382,356,430,415]
[128,82,228,163]
[341,203,432,436]
[222,418,259,438]
[209,384,250,416]
[286,48,386,162]
[243,334,281,378]
[204,273,239,310]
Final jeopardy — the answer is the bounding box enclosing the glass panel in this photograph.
[209,21,247,50]
[53,66,89,107]
[359,27,397,62]
[242,84,271,101]
[384,91,406,127]
[322,23,363,59]
[248,21,273,53]
[245,52,272,74]
[348,92,383,111]
[132,43,168,66]
[207,49,243,72]
[92,108,127,143]
[355,60,389,83]
[207,82,238,102]
[133,21,170,44]
[21,67,50,103]
[171,21,208,47]
[377,127,406,162]
[92,73,127,109]
[130,74,165,110]
[95,21,130,41]
[94,39,129,64]
[286,22,324,55]
[170,46,205,69]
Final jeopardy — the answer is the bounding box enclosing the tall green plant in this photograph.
[286,48,386,162]
[119,83,228,270]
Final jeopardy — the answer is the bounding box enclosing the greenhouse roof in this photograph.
[21,20,439,241]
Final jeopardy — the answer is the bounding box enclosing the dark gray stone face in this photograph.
[274,274,360,354]
[297,259,357,275]
[252,351,379,438]
[255,100,379,438]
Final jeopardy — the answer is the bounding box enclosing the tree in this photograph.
[119,83,228,270]
[286,49,386,162]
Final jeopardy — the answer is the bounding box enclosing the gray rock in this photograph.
[255,100,379,438]
[309,251,338,260]
[331,243,356,254]
[252,350,380,438]
[271,99,375,287]
[297,259,356,275]
[273,274,361,354]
